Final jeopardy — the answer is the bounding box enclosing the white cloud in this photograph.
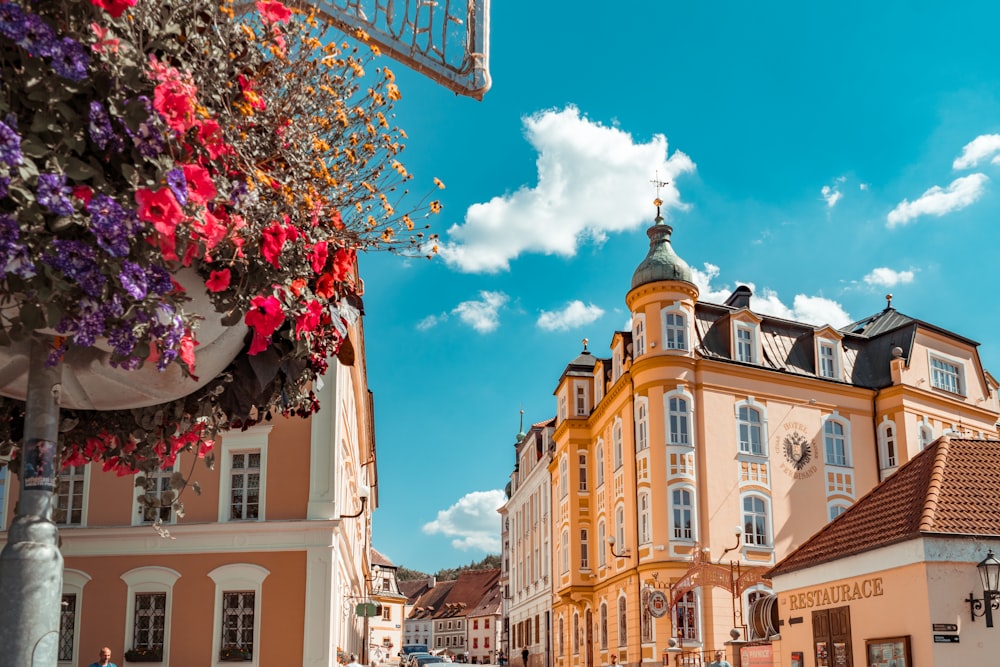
[953,134,1000,170]
[863,267,915,288]
[422,490,505,552]
[821,176,846,208]
[886,173,989,227]
[537,300,605,331]
[416,313,447,331]
[859,183,869,191]
[691,263,852,327]
[437,105,697,273]
[451,291,509,333]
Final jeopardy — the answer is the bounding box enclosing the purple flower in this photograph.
[0,174,9,198]
[0,213,35,279]
[119,261,148,299]
[17,13,56,58]
[42,240,106,297]
[50,37,89,81]
[87,193,131,257]
[166,167,188,206]
[88,101,115,150]
[146,264,173,296]
[107,323,138,362]
[36,172,74,216]
[0,119,22,166]
[0,2,26,42]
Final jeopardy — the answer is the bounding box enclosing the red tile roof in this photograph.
[372,547,396,567]
[768,436,1000,578]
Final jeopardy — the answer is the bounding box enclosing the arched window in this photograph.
[878,419,897,473]
[578,453,588,492]
[823,415,851,467]
[573,613,579,654]
[615,505,626,547]
[600,603,608,649]
[635,399,649,451]
[617,596,628,646]
[638,492,650,544]
[737,404,764,455]
[598,521,607,567]
[633,314,646,356]
[596,439,605,487]
[828,502,849,521]
[640,589,653,643]
[919,422,934,450]
[558,617,564,656]
[671,487,695,540]
[663,310,687,351]
[613,421,623,469]
[742,494,771,546]
[666,394,690,446]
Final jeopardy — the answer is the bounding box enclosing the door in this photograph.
[812,606,852,667]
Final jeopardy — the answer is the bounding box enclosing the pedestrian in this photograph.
[521,647,529,667]
[347,654,363,667]
[89,647,116,667]
[709,651,732,667]
[609,655,619,667]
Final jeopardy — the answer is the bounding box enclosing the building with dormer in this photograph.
[370,548,408,661]
[525,204,999,667]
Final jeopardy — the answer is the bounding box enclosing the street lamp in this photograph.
[967,549,1000,627]
[608,536,631,559]
[718,526,744,563]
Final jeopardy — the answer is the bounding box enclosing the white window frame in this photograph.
[218,425,271,522]
[597,521,607,567]
[662,308,688,351]
[734,321,759,364]
[817,339,840,380]
[617,595,628,646]
[580,528,589,570]
[132,462,180,527]
[918,420,935,450]
[559,456,568,498]
[578,452,588,492]
[635,397,649,452]
[595,365,605,405]
[613,419,623,470]
[560,530,569,573]
[878,418,898,475]
[665,389,692,446]
[736,400,765,456]
[596,439,605,487]
[638,492,650,544]
[574,381,589,417]
[670,486,696,541]
[741,493,772,548]
[633,313,646,357]
[60,569,91,665]
[827,501,850,521]
[208,563,269,667]
[675,590,700,641]
[121,566,181,665]
[929,351,965,395]
[822,413,852,468]
[56,463,90,527]
[558,394,568,422]
[614,504,626,550]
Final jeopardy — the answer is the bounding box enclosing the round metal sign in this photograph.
[648,590,669,618]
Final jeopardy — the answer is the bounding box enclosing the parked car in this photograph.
[414,657,447,667]
[406,653,431,667]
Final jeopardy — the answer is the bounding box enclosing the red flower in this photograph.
[332,247,356,283]
[260,222,287,269]
[88,0,136,18]
[179,333,198,379]
[256,0,292,24]
[295,300,324,338]
[314,273,336,299]
[71,185,93,205]
[206,269,231,292]
[196,119,229,160]
[154,79,199,133]
[135,187,185,261]
[245,295,284,354]
[182,164,217,205]
[308,241,329,273]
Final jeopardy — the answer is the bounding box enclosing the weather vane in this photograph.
[650,171,669,215]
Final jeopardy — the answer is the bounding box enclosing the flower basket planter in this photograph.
[124,648,163,662]
[219,647,253,661]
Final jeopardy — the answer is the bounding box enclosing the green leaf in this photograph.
[17,301,44,331]
[20,137,50,159]
[65,157,97,180]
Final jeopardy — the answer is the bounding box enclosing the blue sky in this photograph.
[360,1,1000,573]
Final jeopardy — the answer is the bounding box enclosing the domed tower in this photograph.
[625,197,699,361]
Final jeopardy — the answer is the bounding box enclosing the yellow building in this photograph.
[0,321,377,667]
[545,208,999,667]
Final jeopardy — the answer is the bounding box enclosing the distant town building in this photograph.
[404,577,454,650]
[512,203,999,667]
[370,548,408,661]
[403,570,502,660]
[467,584,503,664]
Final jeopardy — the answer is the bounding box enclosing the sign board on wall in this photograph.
[739,644,774,667]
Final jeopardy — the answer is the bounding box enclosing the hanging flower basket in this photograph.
[124,648,162,663]
[219,646,253,661]
[0,0,442,476]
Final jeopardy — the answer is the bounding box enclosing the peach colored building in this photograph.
[767,435,1000,667]
[0,321,377,667]
[538,208,999,667]
[370,548,408,662]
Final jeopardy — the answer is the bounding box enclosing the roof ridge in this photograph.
[918,434,951,532]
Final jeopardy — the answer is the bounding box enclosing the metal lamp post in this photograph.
[0,336,65,667]
[967,549,1000,627]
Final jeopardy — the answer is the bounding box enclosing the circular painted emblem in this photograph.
[648,590,669,618]
[782,431,812,471]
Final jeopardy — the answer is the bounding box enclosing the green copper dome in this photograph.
[630,215,693,289]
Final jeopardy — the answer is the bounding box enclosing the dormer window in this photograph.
[662,310,688,351]
[818,340,839,379]
[735,323,756,363]
[929,353,964,395]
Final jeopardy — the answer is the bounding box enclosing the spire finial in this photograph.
[886,293,893,309]
[582,337,589,352]
[650,171,669,220]
[515,404,526,443]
